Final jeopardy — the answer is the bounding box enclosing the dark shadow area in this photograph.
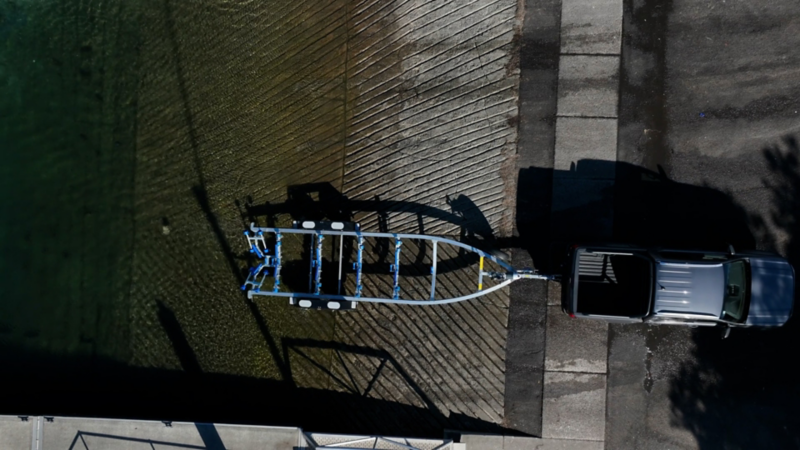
[445,194,497,245]
[156,300,201,374]
[613,161,756,250]
[515,166,553,272]
[668,136,800,449]
[514,159,756,273]
[195,423,226,450]
[244,182,465,229]
[0,346,514,438]
[243,182,505,253]
[576,254,652,317]
[280,339,514,435]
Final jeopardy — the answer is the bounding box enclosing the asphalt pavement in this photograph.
[607,0,800,448]
[511,0,800,448]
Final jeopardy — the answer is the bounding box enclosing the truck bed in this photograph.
[575,250,652,317]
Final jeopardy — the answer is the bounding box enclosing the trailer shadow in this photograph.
[241,182,504,251]
[238,183,515,295]
[516,148,799,447]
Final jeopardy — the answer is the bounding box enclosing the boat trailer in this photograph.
[242,221,555,309]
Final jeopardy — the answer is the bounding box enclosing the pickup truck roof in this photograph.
[653,262,724,318]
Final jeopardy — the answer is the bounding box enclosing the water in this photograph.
[0,0,140,361]
[0,0,348,419]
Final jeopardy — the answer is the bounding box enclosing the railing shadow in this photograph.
[0,344,512,438]
[280,337,514,436]
[281,338,449,433]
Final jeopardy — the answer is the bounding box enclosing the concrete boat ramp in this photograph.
[3,0,621,447]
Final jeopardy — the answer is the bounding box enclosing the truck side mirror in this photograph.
[722,326,731,339]
[728,244,736,256]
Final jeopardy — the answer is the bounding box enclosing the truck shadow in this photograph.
[516,147,799,447]
[517,146,800,447]
[667,136,800,449]
[515,159,757,273]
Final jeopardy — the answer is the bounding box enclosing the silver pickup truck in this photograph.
[561,245,795,331]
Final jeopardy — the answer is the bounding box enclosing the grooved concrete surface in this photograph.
[120,0,522,435]
[344,0,520,235]
[334,0,522,431]
[331,0,518,427]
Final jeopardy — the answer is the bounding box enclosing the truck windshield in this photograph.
[721,260,748,322]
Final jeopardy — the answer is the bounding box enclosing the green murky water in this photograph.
[0,0,353,414]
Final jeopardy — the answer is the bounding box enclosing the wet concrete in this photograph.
[557,55,620,117]
[541,372,606,441]
[504,0,563,436]
[606,324,697,450]
[544,306,607,374]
